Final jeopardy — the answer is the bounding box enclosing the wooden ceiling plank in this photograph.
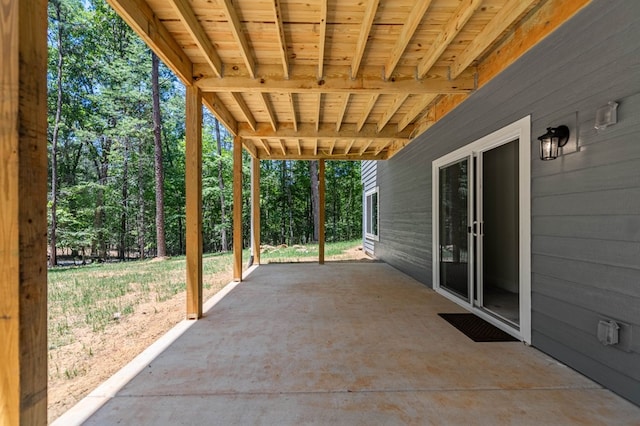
[194,64,475,94]
[377,94,408,131]
[260,93,278,132]
[167,0,223,78]
[315,93,322,132]
[351,0,380,80]
[449,0,540,79]
[417,0,482,79]
[398,94,438,132]
[279,139,287,156]
[259,138,272,156]
[220,0,256,78]
[106,0,192,84]
[357,94,380,132]
[287,93,298,132]
[336,94,350,132]
[238,122,411,141]
[318,0,327,79]
[272,0,289,79]
[384,0,434,80]
[201,92,238,135]
[231,92,257,131]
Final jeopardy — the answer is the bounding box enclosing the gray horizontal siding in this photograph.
[376,0,640,406]
[361,160,377,256]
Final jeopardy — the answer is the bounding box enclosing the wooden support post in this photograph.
[251,156,261,266]
[318,159,326,264]
[233,136,243,281]
[185,86,203,319]
[0,0,49,424]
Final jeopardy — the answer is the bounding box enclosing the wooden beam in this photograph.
[477,0,591,86]
[259,93,278,132]
[357,94,380,132]
[345,139,355,155]
[296,139,302,156]
[231,92,257,131]
[449,0,540,79]
[416,0,482,79]
[242,139,258,158]
[279,139,287,156]
[378,94,408,131]
[201,92,238,135]
[185,86,203,320]
[1,0,48,423]
[318,159,325,264]
[251,151,387,161]
[106,0,193,84]
[374,141,388,156]
[328,139,336,155]
[336,94,350,132]
[313,139,318,156]
[220,0,256,78]
[167,0,223,78]
[251,157,261,265]
[238,122,412,141]
[384,0,433,80]
[258,138,272,156]
[359,139,374,156]
[233,135,243,281]
[351,0,379,79]
[287,93,298,132]
[398,94,438,131]
[194,64,475,94]
[272,0,289,78]
[318,0,327,78]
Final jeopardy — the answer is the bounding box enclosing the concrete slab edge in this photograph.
[51,265,259,426]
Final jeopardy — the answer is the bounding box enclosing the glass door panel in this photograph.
[438,158,471,301]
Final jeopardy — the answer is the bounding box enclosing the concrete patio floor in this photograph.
[56,262,640,425]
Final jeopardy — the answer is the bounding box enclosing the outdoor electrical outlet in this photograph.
[597,320,620,346]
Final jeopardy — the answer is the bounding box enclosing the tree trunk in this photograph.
[310,160,319,242]
[216,118,228,251]
[49,1,64,267]
[119,138,129,261]
[152,52,167,257]
[138,140,145,259]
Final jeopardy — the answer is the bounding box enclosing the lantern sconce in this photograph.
[538,125,570,161]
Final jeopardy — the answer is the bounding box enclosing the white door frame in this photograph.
[432,116,531,343]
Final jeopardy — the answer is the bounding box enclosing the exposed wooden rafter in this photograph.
[315,93,322,132]
[231,92,257,131]
[279,139,287,155]
[336,94,350,132]
[272,0,289,79]
[238,122,412,142]
[287,93,297,132]
[258,138,271,156]
[318,0,327,79]
[416,0,482,79]
[357,94,380,132]
[384,0,433,80]
[220,0,256,78]
[167,0,223,78]
[201,92,238,135]
[259,93,278,132]
[378,94,408,131]
[398,94,438,132]
[351,0,379,79]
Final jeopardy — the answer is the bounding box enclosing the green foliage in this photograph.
[47,1,363,262]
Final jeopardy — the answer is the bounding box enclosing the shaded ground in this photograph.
[48,244,368,423]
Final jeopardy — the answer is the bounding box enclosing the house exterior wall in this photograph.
[372,1,640,406]
[361,160,377,256]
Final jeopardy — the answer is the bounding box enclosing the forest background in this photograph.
[47,0,363,265]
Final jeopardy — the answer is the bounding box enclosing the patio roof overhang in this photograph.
[106,0,592,161]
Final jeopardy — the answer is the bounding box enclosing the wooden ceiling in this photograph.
[107,0,590,160]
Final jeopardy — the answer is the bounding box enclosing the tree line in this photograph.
[47,0,362,265]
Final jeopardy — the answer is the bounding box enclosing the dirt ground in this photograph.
[48,247,369,423]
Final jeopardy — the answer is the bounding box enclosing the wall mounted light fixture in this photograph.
[538,125,570,160]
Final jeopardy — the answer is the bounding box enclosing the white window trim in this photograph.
[365,186,380,241]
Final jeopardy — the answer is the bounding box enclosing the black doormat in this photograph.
[438,313,518,342]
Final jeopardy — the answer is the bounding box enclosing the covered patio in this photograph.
[54,262,640,425]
